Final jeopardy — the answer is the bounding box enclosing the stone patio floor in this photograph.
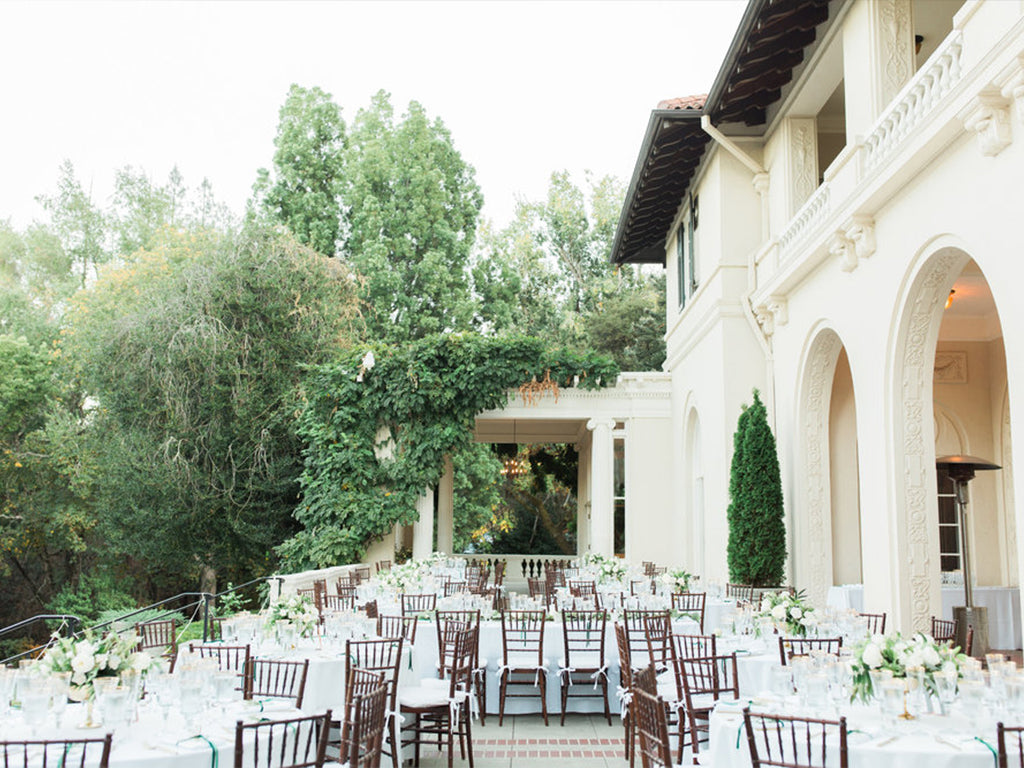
[408,712,626,768]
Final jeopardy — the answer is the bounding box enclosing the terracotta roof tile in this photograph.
[656,94,707,111]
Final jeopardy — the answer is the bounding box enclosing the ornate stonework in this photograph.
[829,231,857,272]
[963,91,1013,157]
[847,216,877,260]
[799,329,843,607]
[791,120,818,213]
[878,0,914,105]
[897,250,961,632]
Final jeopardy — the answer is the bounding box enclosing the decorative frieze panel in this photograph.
[789,118,819,215]
[876,0,915,106]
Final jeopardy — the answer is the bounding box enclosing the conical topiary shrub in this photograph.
[726,389,786,587]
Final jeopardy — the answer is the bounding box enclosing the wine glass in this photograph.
[49,673,70,728]
[178,679,204,732]
[98,686,130,731]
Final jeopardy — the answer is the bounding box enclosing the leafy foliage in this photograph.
[280,334,618,569]
[60,225,361,592]
[726,390,786,586]
[252,84,346,256]
[342,91,483,341]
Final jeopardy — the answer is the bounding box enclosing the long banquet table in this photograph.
[826,584,1022,648]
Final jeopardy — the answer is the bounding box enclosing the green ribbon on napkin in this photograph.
[974,736,998,767]
[178,735,219,768]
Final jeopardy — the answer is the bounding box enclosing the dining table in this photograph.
[708,694,1003,767]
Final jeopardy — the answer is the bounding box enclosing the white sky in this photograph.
[0,0,746,231]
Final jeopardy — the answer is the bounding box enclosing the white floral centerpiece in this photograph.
[659,568,694,593]
[849,631,964,702]
[41,630,153,701]
[268,593,319,637]
[578,553,628,584]
[757,590,816,636]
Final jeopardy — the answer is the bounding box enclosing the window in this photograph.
[613,437,625,556]
[937,467,961,572]
[688,195,699,295]
[676,229,687,310]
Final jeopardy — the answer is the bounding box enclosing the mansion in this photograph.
[382,0,1024,642]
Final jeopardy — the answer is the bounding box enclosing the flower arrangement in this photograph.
[578,553,628,583]
[757,590,816,636]
[849,632,963,702]
[268,593,319,637]
[660,568,694,593]
[41,630,153,700]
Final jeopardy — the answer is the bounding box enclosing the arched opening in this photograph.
[684,408,705,574]
[891,246,1016,638]
[795,326,860,605]
[829,348,862,585]
[933,259,1017,649]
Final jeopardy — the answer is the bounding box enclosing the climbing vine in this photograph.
[277,333,619,569]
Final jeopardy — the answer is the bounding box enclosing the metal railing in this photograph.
[0,575,280,666]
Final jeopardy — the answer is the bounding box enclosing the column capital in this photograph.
[586,417,617,433]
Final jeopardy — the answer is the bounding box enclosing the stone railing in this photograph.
[778,183,831,262]
[269,563,364,602]
[862,29,964,173]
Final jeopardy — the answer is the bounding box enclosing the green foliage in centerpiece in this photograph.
[727,390,786,586]
[757,590,816,636]
[267,593,319,637]
[41,629,154,700]
[849,632,965,702]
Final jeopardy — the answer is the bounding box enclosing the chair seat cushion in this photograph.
[399,686,468,710]
[503,652,548,668]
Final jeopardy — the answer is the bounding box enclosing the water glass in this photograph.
[933,669,957,710]
[98,686,130,730]
[771,664,793,698]
[178,679,204,731]
[0,668,15,715]
[213,671,237,715]
[20,687,50,735]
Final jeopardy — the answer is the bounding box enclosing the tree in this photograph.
[35,160,108,290]
[726,390,786,586]
[60,225,362,594]
[582,273,665,371]
[253,84,346,256]
[342,90,483,342]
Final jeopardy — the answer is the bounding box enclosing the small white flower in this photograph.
[789,607,803,619]
[771,605,787,621]
[362,351,376,371]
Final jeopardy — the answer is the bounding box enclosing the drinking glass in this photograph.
[880,679,906,728]
[0,668,15,715]
[20,687,50,736]
[178,679,204,731]
[98,686,130,730]
[213,671,237,716]
[49,674,69,728]
[770,664,792,698]
[151,673,177,725]
[933,669,957,711]
[957,678,986,730]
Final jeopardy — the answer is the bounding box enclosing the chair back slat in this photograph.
[743,707,848,768]
[376,614,418,645]
[233,710,330,768]
[561,609,607,667]
[400,593,437,616]
[500,610,545,663]
[244,658,309,708]
[0,735,113,768]
[632,687,674,767]
[671,592,707,632]
[778,636,842,666]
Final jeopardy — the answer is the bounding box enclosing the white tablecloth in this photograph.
[826,584,1022,648]
[3,698,307,768]
[709,698,997,768]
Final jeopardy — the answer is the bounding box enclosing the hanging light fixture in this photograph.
[945,289,956,310]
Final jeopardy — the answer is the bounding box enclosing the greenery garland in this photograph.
[277,333,619,569]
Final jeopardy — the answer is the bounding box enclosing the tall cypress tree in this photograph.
[726,390,786,586]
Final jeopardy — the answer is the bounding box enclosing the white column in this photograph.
[437,457,455,554]
[412,489,435,560]
[576,440,591,554]
[587,418,617,557]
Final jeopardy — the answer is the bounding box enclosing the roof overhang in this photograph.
[610,109,709,266]
[611,0,834,266]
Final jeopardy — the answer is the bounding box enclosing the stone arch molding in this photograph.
[890,239,972,633]
[795,324,845,607]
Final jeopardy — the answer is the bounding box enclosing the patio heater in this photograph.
[935,454,1001,657]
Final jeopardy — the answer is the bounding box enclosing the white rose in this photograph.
[862,643,884,669]
[904,649,925,669]
[130,652,151,672]
[941,660,957,676]
[790,607,803,619]
[71,652,95,674]
[761,598,772,613]
[106,653,123,671]
[771,605,787,621]
[71,670,87,685]
[922,646,941,668]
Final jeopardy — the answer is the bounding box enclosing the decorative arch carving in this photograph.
[892,247,968,632]
[797,326,844,607]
